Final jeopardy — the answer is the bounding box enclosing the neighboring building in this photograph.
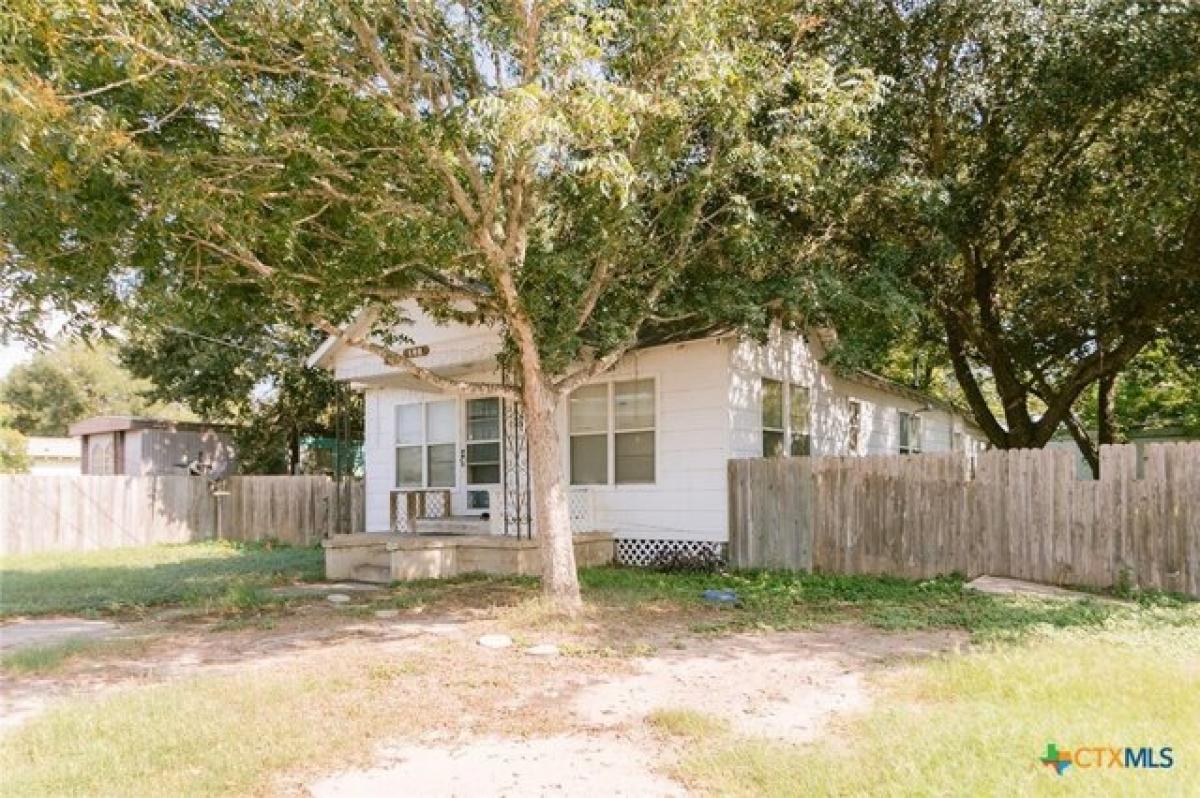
[1051,422,1199,479]
[69,416,237,477]
[26,436,81,475]
[309,303,986,563]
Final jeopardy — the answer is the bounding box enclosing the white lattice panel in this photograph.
[390,490,451,534]
[615,539,727,567]
[568,490,594,533]
[423,492,450,517]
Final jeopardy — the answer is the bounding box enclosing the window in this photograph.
[898,411,922,455]
[790,385,811,456]
[614,379,655,483]
[569,384,608,484]
[395,400,456,488]
[761,379,812,457]
[569,378,656,485]
[847,400,861,454]
[466,397,501,485]
[761,379,785,457]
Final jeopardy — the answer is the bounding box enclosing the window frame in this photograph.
[568,377,658,487]
[394,399,458,489]
[760,378,813,458]
[464,396,503,487]
[898,410,922,455]
[847,399,862,455]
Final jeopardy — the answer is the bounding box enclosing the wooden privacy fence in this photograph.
[728,443,1200,597]
[0,475,364,555]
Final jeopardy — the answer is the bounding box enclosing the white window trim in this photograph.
[567,376,659,488]
[395,399,457,489]
[760,377,813,458]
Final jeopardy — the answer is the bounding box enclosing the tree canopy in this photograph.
[117,292,363,475]
[0,340,192,436]
[816,0,1200,466]
[1,0,879,608]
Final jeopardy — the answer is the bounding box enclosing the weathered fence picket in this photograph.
[728,442,1200,597]
[0,476,364,554]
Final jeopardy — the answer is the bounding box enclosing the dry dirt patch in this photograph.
[574,625,965,742]
[307,734,687,798]
[308,625,964,796]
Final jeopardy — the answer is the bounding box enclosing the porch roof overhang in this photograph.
[306,311,373,370]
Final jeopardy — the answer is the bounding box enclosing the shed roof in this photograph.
[68,416,237,437]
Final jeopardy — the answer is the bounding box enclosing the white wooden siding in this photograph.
[557,338,732,542]
[729,329,985,459]
[335,318,985,541]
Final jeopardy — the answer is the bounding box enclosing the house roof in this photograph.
[309,312,984,435]
[846,369,966,417]
[306,310,377,369]
[68,416,237,437]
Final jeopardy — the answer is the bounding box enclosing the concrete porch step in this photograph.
[352,563,393,584]
[414,516,491,536]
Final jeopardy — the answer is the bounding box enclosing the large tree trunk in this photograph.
[1097,372,1117,445]
[520,376,582,612]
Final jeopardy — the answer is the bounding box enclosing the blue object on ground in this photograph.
[701,589,739,606]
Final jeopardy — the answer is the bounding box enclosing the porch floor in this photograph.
[322,532,615,584]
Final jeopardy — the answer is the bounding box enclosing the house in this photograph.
[309,303,986,566]
[69,416,237,477]
[25,436,81,475]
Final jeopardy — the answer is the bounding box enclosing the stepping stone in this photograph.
[525,644,560,657]
[374,609,400,619]
[477,634,513,649]
[326,594,352,604]
[270,582,381,598]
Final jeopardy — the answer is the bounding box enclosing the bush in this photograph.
[650,546,725,574]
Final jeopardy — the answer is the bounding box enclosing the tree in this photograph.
[1,1,878,610]
[117,288,363,474]
[0,402,30,474]
[819,0,1200,471]
[1077,340,1200,440]
[0,428,30,474]
[0,340,191,436]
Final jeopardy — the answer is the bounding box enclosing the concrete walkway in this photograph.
[0,619,119,651]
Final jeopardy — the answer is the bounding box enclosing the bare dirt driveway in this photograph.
[1,582,966,798]
[305,624,964,797]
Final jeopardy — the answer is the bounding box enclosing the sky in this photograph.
[0,340,32,379]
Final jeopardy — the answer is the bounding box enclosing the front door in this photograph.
[463,397,502,513]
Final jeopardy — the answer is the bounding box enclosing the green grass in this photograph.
[1,636,154,675]
[0,642,558,798]
[0,541,323,616]
[578,567,1199,640]
[676,626,1200,796]
[0,651,413,797]
[646,708,730,740]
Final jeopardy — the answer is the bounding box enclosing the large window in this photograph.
[790,385,811,456]
[761,379,812,457]
[761,379,785,457]
[898,411,922,455]
[569,378,656,485]
[395,400,456,488]
[569,384,608,484]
